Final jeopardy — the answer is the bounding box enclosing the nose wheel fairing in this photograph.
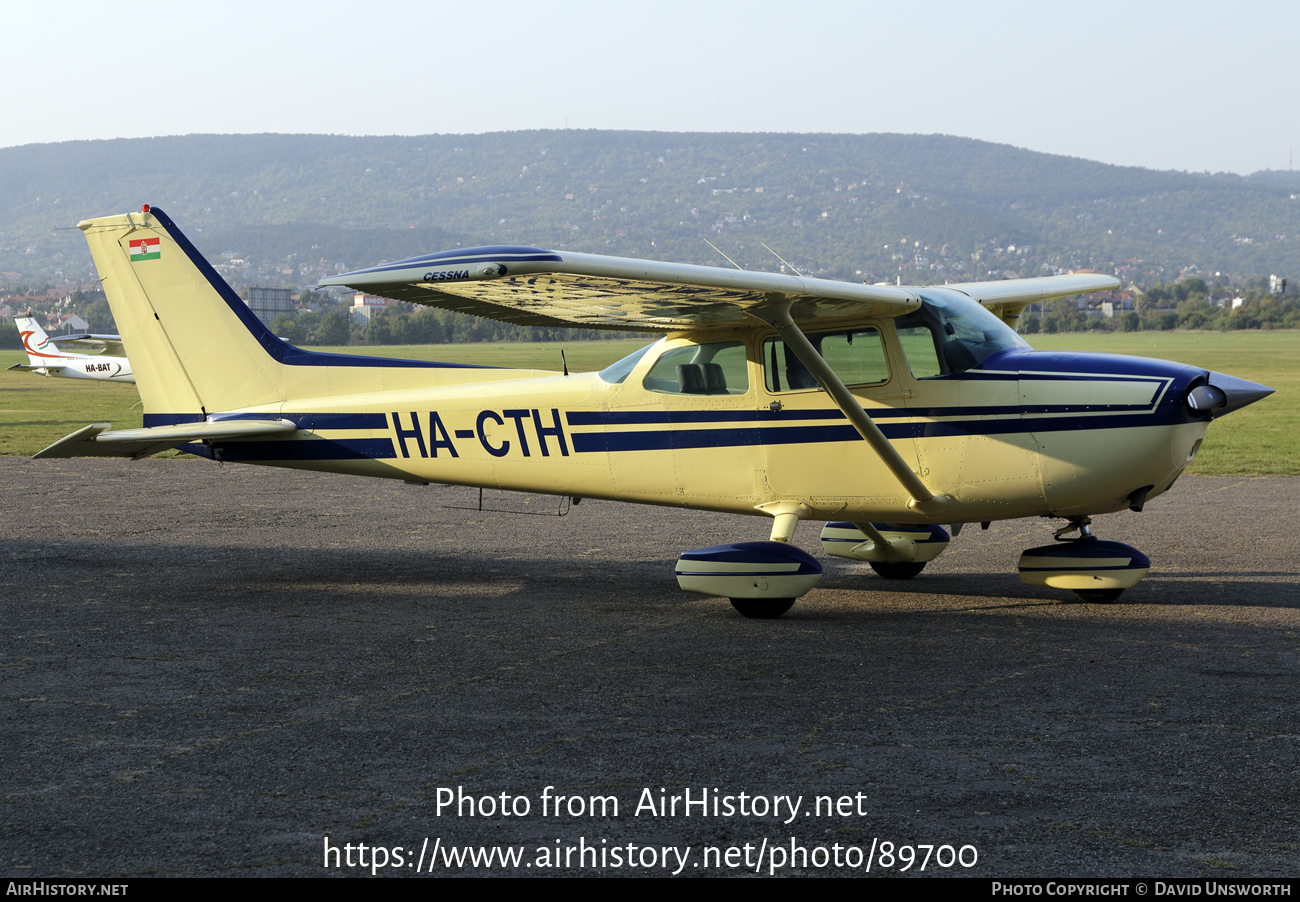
[1018,535,1150,602]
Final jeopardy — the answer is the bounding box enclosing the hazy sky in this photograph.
[6,1,1295,174]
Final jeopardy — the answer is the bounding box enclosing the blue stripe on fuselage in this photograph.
[572,424,861,453]
[567,407,1195,452]
[149,351,1203,461]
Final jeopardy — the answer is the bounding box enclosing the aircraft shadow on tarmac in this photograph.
[8,536,1300,615]
[820,567,1300,609]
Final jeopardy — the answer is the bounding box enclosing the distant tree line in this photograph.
[1021,277,1300,334]
[270,298,631,347]
[7,278,1298,355]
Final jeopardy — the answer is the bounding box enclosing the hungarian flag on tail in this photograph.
[129,237,160,261]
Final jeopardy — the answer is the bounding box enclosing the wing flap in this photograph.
[34,418,299,460]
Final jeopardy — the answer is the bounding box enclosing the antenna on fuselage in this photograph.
[703,238,743,271]
[760,242,802,276]
[560,349,569,376]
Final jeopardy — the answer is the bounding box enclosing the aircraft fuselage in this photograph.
[178,325,1210,526]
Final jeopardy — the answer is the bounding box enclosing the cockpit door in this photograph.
[759,323,914,508]
[891,294,1046,519]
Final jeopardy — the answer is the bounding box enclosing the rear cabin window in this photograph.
[642,341,750,395]
[763,328,889,392]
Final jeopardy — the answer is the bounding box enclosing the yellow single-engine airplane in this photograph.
[38,206,1273,617]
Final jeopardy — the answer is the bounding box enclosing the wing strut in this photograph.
[752,297,951,516]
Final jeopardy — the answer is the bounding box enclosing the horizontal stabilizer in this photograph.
[7,363,64,373]
[34,418,299,460]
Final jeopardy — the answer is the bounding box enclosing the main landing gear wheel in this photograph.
[729,598,796,619]
[1073,588,1124,603]
[869,561,927,580]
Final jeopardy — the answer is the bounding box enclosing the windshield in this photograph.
[894,289,1029,377]
[598,340,659,384]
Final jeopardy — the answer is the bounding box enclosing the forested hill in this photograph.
[3,131,1298,288]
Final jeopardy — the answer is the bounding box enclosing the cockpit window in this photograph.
[764,327,889,392]
[598,341,657,385]
[895,290,1029,378]
[642,341,750,395]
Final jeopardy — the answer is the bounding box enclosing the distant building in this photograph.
[46,313,89,333]
[350,294,396,324]
[245,287,295,323]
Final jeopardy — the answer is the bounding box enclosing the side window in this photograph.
[598,341,657,385]
[896,326,943,379]
[642,341,750,395]
[764,328,889,392]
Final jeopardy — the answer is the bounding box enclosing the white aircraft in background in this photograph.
[9,314,135,383]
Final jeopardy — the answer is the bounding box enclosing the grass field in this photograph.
[0,340,648,460]
[1026,332,1297,476]
[2,332,1294,474]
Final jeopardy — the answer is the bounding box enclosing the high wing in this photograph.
[321,246,1118,332]
[321,247,921,331]
[46,333,127,356]
[947,274,1121,327]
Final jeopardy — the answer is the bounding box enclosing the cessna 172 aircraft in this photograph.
[37,206,1273,617]
[9,314,134,383]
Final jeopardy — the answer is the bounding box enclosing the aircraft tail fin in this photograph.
[78,206,287,416]
[14,314,59,369]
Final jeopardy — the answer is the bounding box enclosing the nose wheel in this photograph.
[1018,517,1150,604]
[868,561,927,580]
[1073,588,1125,603]
[729,598,797,619]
